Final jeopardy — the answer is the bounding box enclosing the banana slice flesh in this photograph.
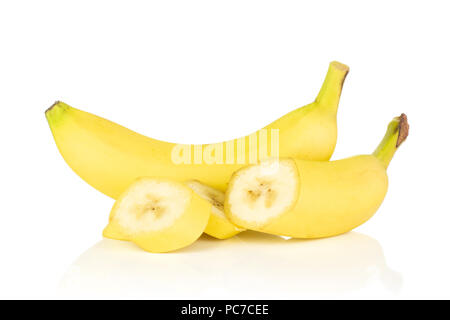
[225,159,299,227]
[114,179,190,234]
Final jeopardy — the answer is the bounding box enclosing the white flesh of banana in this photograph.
[227,159,299,225]
[114,179,190,235]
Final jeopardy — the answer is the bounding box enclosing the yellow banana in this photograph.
[224,114,409,238]
[46,61,348,239]
[104,177,211,253]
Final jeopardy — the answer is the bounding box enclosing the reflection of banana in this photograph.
[225,114,409,238]
[59,232,401,298]
[46,62,348,239]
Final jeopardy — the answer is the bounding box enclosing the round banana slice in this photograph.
[225,159,300,229]
[186,180,244,239]
[103,177,211,253]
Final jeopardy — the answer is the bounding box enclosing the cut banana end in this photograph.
[103,178,211,253]
[186,180,245,239]
[103,222,129,241]
[225,159,300,230]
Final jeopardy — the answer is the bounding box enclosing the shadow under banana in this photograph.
[59,231,402,298]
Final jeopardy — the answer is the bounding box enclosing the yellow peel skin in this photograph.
[103,222,128,241]
[225,115,408,239]
[203,210,244,240]
[46,61,348,239]
[104,178,211,253]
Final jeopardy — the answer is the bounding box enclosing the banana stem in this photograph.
[315,61,349,110]
[373,114,409,168]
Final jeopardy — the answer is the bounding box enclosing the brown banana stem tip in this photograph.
[45,101,61,114]
[396,113,409,147]
[331,61,349,96]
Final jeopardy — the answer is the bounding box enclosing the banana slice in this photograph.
[225,159,300,229]
[186,180,244,239]
[103,177,211,253]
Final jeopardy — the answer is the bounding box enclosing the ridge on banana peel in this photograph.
[46,61,349,239]
[225,114,409,238]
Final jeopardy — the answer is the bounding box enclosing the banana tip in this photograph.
[45,101,61,114]
[396,113,409,147]
[330,61,349,74]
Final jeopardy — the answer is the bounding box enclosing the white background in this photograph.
[0,0,449,299]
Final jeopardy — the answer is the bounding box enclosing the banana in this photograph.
[225,114,409,238]
[46,61,348,239]
[104,177,211,253]
[104,179,244,240]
